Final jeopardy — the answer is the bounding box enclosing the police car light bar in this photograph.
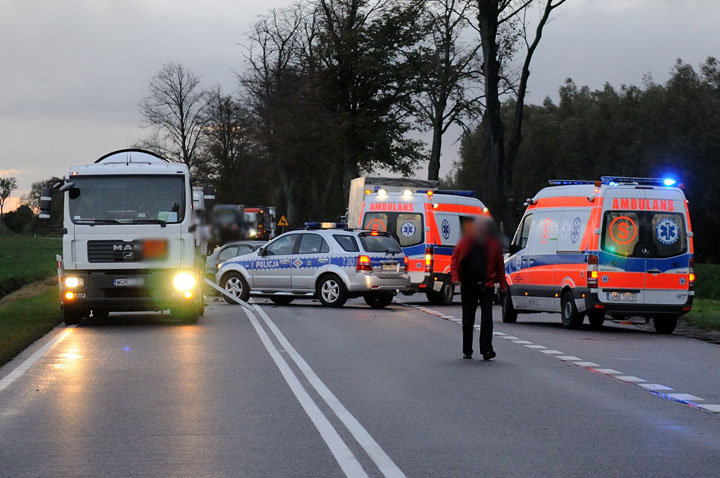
[600,176,679,187]
[305,222,348,230]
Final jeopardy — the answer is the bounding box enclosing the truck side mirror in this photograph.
[203,185,216,211]
[39,187,52,220]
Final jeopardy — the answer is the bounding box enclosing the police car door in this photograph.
[253,233,298,289]
[292,233,330,290]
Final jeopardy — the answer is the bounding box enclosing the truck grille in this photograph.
[87,240,140,263]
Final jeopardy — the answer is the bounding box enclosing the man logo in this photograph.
[113,244,134,251]
[123,251,134,260]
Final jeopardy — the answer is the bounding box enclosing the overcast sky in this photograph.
[1,0,718,207]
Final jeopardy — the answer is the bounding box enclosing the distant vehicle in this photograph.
[346,176,438,230]
[360,189,489,305]
[205,240,266,281]
[217,223,409,308]
[244,206,276,240]
[503,176,694,334]
[212,204,245,246]
[39,149,214,324]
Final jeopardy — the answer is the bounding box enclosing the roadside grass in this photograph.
[694,263,720,300]
[0,286,61,366]
[0,235,61,298]
[684,299,720,331]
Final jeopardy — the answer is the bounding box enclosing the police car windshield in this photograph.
[601,211,687,258]
[359,234,403,253]
[69,175,185,225]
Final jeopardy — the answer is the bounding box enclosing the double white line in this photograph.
[246,304,405,478]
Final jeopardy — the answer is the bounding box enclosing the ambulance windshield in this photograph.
[601,211,687,258]
[363,212,424,247]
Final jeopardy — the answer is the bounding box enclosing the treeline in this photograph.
[451,58,720,261]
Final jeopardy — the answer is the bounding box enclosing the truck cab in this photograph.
[51,149,208,324]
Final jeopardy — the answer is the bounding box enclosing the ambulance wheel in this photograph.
[561,291,584,329]
[588,311,605,329]
[221,272,250,304]
[364,292,394,309]
[92,309,109,320]
[653,316,678,334]
[426,282,454,305]
[611,314,626,322]
[270,296,294,306]
[502,292,517,323]
[317,274,348,307]
[63,307,84,325]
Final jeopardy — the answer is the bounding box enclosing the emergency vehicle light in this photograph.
[305,222,348,230]
[432,190,476,198]
[548,179,596,186]
[600,176,680,187]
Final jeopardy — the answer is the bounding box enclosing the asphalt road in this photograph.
[1,295,720,477]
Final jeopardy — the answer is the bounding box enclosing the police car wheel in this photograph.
[502,292,518,323]
[653,316,678,334]
[364,292,394,309]
[561,291,584,329]
[222,272,250,304]
[63,307,84,325]
[317,275,348,307]
[270,296,294,306]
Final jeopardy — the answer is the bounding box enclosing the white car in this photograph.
[217,223,409,308]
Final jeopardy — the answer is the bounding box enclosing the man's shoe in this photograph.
[463,354,472,359]
[482,351,496,361]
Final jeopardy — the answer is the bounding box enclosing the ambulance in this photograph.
[503,176,694,334]
[359,189,490,304]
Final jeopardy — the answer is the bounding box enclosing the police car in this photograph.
[216,223,409,308]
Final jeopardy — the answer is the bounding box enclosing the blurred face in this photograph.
[474,218,489,243]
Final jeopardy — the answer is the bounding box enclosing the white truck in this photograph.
[40,149,215,324]
[346,176,438,229]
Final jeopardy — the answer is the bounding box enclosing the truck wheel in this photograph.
[426,282,454,305]
[270,296,294,306]
[364,292,394,309]
[653,316,678,334]
[502,292,518,323]
[588,310,605,329]
[63,307,84,325]
[561,291,584,329]
[221,272,250,304]
[172,304,199,324]
[92,309,109,320]
[317,274,348,307]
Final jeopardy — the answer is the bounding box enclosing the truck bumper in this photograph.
[60,269,202,312]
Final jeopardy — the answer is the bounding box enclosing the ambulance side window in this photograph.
[396,213,423,247]
[513,214,533,250]
[363,213,388,232]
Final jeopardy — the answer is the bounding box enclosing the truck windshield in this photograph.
[601,211,687,258]
[69,175,185,225]
[362,212,424,247]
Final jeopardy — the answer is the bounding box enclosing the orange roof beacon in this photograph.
[503,176,694,334]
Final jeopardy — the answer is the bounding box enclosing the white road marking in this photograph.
[501,336,519,340]
[492,331,506,336]
[511,340,532,345]
[574,362,600,368]
[0,325,77,393]
[639,384,673,391]
[524,344,546,349]
[243,308,369,478]
[592,368,622,374]
[540,350,563,355]
[698,405,720,413]
[666,393,704,402]
[253,305,406,478]
[616,376,646,383]
[557,355,582,361]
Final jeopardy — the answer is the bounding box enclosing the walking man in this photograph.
[450,218,508,360]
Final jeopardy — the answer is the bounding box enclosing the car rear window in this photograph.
[333,234,359,252]
[359,234,403,253]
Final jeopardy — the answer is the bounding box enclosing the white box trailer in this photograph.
[347,176,438,229]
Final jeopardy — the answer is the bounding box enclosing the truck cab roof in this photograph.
[67,149,188,176]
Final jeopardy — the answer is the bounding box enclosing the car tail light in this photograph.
[356,255,373,272]
[403,256,409,270]
[425,247,433,273]
[689,257,695,289]
[588,254,599,287]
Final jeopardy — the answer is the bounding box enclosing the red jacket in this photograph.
[450,235,508,289]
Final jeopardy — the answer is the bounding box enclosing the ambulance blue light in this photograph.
[663,178,676,186]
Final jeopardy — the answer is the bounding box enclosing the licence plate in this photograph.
[113,277,144,287]
[381,263,398,271]
[606,291,637,302]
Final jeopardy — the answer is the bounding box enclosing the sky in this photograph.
[1,0,718,209]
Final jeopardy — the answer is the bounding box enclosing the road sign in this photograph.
[277,215,289,227]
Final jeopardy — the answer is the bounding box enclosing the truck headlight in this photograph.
[172,272,196,292]
[64,277,84,288]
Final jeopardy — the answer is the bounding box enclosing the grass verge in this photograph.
[0,286,62,367]
[684,298,720,332]
[0,235,61,298]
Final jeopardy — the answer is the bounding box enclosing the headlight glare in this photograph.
[64,277,83,288]
[173,272,196,292]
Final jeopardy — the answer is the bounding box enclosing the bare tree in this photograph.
[474,0,567,227]
[416,0,483,181]
[139,62,208,169]
[0,176,17,219]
